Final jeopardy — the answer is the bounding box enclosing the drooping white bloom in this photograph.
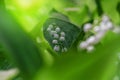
[0,69,18,80]
[53,33,59,39]
[60,32,65,37]
[95,31,105,40]
[93,26,100,32]
[100,22,108,31]
[52,40,58,44]
[86,36,96,45]
[87,46,94,52]
[79,41,88,49]
[50,31,57,35]
[48,24,53,29]
[59,36,65,41]
[78,15,119,53]
[64,47,68,52]
[47,27,51,32]
[106,22,113,30]
[83,23,92,32]
[113,27,120,34]
[55,27,61,32]
[62,47,68,52]
[54,45,60,52]
[102,15,109,23]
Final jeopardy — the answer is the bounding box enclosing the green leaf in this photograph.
[49,9,70,22]
[0,44,13,70]
[66,6,92,26]
[95,0,103,16]
[35,34,120,80]
[100,0,119,24]
[53,0,79,11]
[0,1,43,79]
[116,2,120,14]
[43,18,82,53]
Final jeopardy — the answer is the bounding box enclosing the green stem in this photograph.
[95,0,103,16]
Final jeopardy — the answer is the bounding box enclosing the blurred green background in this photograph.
[0,0,120,80]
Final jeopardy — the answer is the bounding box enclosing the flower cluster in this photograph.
[79,15,120,52]
[47,23,68,52]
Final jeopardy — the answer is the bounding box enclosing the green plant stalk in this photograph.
[0,1,43,79]
[95,0,103,16]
